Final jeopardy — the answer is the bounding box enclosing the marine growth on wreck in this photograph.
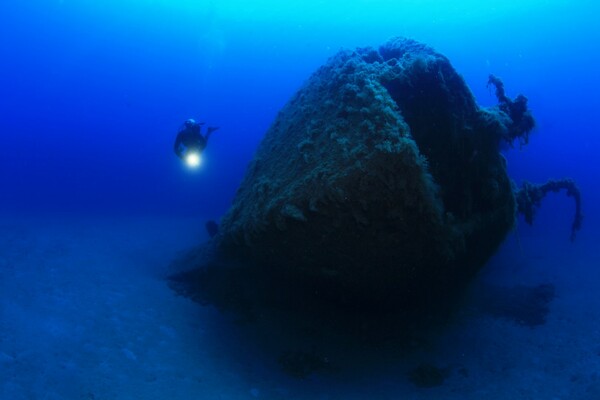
[185,37,581,313]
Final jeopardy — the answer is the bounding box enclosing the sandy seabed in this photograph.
[1,215,599,400]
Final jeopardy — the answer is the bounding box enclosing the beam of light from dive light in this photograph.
[185,151,202,168]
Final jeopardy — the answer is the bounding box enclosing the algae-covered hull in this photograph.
[214,38,532,306]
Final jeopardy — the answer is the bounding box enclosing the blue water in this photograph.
[1,1,599,398]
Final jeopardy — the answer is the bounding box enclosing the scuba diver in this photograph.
[173,118,219,166]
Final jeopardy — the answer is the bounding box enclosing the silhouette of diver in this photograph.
[173,118,219,161]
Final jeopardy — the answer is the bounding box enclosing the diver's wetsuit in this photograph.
[174,120,219,159]
[174,122,207,159]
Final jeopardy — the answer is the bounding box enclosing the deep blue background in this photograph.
[1,0,598,237]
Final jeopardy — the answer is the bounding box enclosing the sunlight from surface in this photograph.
[119,0,570,25]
